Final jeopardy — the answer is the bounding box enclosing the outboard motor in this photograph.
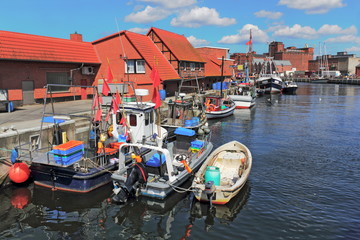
[112,162,148,203]
[204,181,216,208]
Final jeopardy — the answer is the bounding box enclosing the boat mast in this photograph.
[220,56,224,97]
[245,29,253,83]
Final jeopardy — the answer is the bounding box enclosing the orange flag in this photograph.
[150,65,160,88]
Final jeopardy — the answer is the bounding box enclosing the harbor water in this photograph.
[1,82,359,239]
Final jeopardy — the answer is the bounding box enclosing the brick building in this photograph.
[268,41,314,71]
[0,30,100,106]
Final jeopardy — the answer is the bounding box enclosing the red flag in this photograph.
[120,117,126,126]
[116,89,121,105]
[94,108,102,121]
[105,110,111,122]
[112,98,119,114]
[152,88,161,109]
[150,66,160,88]
[102,80,110,96]
[246,29,252,45]
[92,92,99,110]
[107,66,113,83]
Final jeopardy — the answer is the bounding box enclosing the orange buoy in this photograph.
[11,188,31,209]
[9,162,30,183]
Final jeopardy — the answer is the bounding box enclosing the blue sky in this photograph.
[2,0,359,56]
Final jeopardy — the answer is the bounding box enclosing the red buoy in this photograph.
[11,188,31,209]
[9,162,30,183]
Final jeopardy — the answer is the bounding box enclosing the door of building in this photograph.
[22,80,35,105]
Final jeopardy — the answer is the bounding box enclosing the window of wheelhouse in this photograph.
[145,112,150,126]
[150,111,154,123]
[129,114,137,126]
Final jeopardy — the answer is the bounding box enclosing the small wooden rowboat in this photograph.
[191,141,252,205]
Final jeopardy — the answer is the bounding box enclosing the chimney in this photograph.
[70,32,83,42]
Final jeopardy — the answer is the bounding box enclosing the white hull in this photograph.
[205,104,236,119]
[228,95,256,109]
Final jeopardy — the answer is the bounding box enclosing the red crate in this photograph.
[53,140,84,151]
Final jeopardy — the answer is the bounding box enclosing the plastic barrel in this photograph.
[6,101,14,112]
[205,166,220,186]
[159,90,166,100]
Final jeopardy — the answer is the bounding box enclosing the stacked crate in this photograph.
[52,140,84,165]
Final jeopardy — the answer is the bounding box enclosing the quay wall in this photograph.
[289,78,360,85]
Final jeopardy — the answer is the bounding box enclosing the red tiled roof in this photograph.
[0,30,100,64]
[149,27,205,62]
[200,53,232,77]
[125,31,180,81]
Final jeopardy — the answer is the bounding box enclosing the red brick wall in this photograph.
[0,60,98,100]
[274,52,313,71]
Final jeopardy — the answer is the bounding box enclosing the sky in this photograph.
[1,0,360,56]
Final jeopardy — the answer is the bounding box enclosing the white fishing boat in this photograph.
[255,58,283,94]
[228,83,256,109]
[282,80,298,94]
[191,140,252,205]
[204,95,236,119]
[111,94,213,202]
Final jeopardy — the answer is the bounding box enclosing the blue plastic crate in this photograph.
[52,144,84,156]
[191,140,205,149]
[174,127,195,136]
[54,150,84,165]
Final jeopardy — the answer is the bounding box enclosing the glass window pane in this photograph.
[136,60,145,73]
[129,114,137,126]
[126,60,135,73]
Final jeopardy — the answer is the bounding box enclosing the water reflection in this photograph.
[189,183,250,231]
[23,184,112,238]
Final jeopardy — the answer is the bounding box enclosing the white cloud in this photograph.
[218,24,269,44]
[318,25,357,35]
[278,0,346,14]
[254,10,283,19]
[187,35,210,47]
[272,24,317,39]
[345,46,360,53]
[272,24,358,40]
[326,35,360,45]
[137,0,196,9]
[128,27,149,34]
[171,7,236,28]
[125,6,170,23]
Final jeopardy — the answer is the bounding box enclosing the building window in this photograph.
[136,60,145,73]
[190,63,195,71]
[126,60,145,74]
[46,72,70,92]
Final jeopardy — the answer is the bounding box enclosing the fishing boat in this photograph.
[12,83,132,193]
[191,140,252,205]
[255,58,283,94]
[228,82,256,109]
[161,93,207,132]
[204,95,236,119]
[111,125,213,203]
[282,80,298,94]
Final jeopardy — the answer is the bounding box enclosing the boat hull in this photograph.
[205,105,236,119]
[256,76,283,94]
[30,163,117,193]
[228,95,256,109]
[282,86,298,94]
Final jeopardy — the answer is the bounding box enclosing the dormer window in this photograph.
[125,60,145,74]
